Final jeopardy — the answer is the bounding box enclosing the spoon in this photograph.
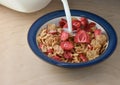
[61,0,72,34]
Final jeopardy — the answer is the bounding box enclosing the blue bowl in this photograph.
[28,10,117,68]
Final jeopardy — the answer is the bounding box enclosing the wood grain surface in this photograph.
[0,0,120,85]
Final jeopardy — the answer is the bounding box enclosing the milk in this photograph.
[0,0,51,13]
[61,0,72,34]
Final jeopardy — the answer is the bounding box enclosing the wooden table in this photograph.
[0,0,120,85]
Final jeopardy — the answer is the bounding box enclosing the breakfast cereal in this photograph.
[36,17,107,63]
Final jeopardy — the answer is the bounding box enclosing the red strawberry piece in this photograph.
[52,56,61,61]
[63,23,68,28]
[87,44,93,50]
[72,20,81,31]
[74,30,90,43]
[94,29,102,37]
[38,43,43,49]
[85,22,96,32]
[59,18,67,28]
[84,27,91,32]
[64,51,72,59]
[79,53,88,62]
[47,49,54,54]
[63,23,80,32]
[48,30,57,34]
[60,31,69,41]
[89,22,96,28]
[80,17,88,28]
[60,41,74,51]
[62,19,81,32]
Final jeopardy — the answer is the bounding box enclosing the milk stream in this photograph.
[61,0,72,34]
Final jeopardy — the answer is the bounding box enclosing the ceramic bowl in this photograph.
[28,10,117,68]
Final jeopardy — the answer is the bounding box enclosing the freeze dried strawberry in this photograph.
[79,53,88,62]
[94,29,101,37]
[89,22,96,28]
[52,56,61,61]
[85,22,96,32]
[80,17,88,28]
[63,23,80,32]
[64,51,72,59]
[63,23,68,28]
[60,31,69,41]
[47,49,54,54]
[59,18,67,28]
[72,20,81,31]
[38,43,43,49]
[60,41,73,51]
[87,44,93,50]
[74,30,90,43]
[48,30,57,34]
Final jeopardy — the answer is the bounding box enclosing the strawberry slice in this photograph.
[85,22,96,32]
[63,20,81,31]
[94,29,102,37]
[38,43,43,49]
[63,23,80,32]
[60,41,73,51]
[63,23,68,28]
[52,56,61,61]
[74,30,90,43]
[48,30,57,34]
[79,53,88,62]
[63,51,72,59]
[47,49,54,54]
[72,20,81,31]
[59,18,67,28]
[60,31,69,41]
[87,44,93,50]
[89,22,96,28]
[80,17,88,28]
